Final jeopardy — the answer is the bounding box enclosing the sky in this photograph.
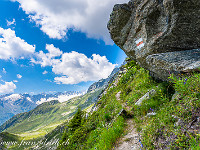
[0,0,128,95]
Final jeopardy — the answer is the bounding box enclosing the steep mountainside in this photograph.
[87,67,120,92]
[0,59,199,150]
[56,60,200,150]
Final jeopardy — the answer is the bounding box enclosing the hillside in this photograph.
[0,88,102,141]
[56,60,199,149]
[0,59,199,150]
[0,65,120,149]
[0,0,200,149]
[0,132,19,150]
[0,91,82,126]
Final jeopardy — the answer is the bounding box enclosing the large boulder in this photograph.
[108,0,200,80]
[146,49,200,80]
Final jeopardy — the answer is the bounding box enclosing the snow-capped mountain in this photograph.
[0,91,83,125]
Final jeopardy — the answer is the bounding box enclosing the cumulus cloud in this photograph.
[53,52,116,84]
[17,74,22,79]
[42,70,48,74]
[7,19,16,26]
[0,27,35,60]
[31,44,62,67]
[32,44,116,84]
[11,0,129,44]
[0,81,16,94]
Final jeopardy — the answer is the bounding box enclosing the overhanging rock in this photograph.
[146,49,200,80]
[108,0,200,80]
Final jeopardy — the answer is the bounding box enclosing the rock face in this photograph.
[108,0,200,80]
[146,49,200,80]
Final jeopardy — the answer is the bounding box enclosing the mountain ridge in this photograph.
[0,91,83,126]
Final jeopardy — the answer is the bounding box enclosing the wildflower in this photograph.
[150,108,154,111]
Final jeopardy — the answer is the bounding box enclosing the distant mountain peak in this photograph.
[3,94,22,102]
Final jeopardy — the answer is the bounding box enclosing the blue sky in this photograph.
[0,0,128,95]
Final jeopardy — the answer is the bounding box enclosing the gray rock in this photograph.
[135,89,156,106]
[146,49,200,80]
[175,118,184,127]
[146,112,157,116]
[108,0,200,80]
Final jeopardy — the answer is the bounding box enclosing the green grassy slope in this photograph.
[0,132,19,150]
[1,59,199,150]
[57,60,200,150]
[0,88,103,141]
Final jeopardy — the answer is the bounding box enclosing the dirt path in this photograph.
[114,91,141,150]
[113,119,141,150]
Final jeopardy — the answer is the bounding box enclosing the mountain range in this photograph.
[0,91,83,126]
[0,66,120,142]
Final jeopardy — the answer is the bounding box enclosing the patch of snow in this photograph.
[36,98,49,105]
[26,97,33,103]
[57,93,83,103]
[36,92,85,105]
[4,94,22,101]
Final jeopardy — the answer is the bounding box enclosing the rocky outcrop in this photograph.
[135,89,156,106]
[108,0,200,80]
[146,49,200,80]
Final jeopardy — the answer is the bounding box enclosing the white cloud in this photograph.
[42,70,48,75]
[13,80,18,83]
[2,68,6,74]
[31,44,62,67]
[7,19,16,26]
[0,81,16,94]
[32,44,116,84]
[12,0,129,44]
[17,74,22,79]
[46,43,63,57]
[0,27,35,60]
[53,52,116,84]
